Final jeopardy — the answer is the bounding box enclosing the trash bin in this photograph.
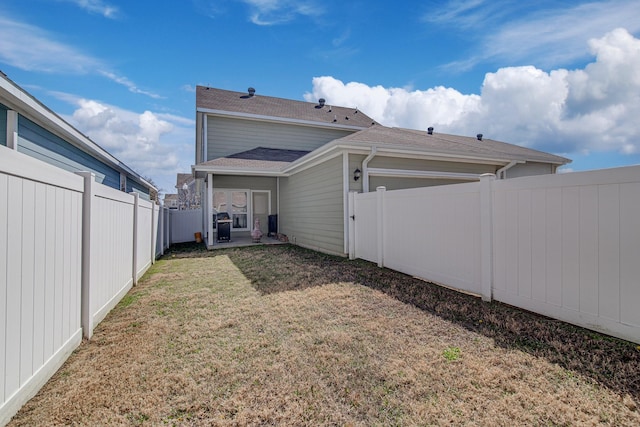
[268,214,278,237]
[216,212,232,242]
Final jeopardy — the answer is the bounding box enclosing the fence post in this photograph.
[6,110,18,150]
[151,203,156,264]
[348,191,356,260]
[166,208,171,248]
[131,192,139,285]
[158,205,164,256]
[376,186,386,268]
[77,171,95,339]
[479,173,496,302]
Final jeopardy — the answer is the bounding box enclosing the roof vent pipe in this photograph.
[318,98,325,107]
[248,87,256,97]
[427,127,434,135]
[477,133,483,141]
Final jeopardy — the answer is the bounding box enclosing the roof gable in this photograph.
[196,86,377,129]
[176,173,194,188]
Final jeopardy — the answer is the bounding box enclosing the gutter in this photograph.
[362,147,378,192]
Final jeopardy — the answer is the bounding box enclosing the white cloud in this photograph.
[99,71,163,99]
[430,0,640,71]
[66,99,195,193]
[0,17,100,73]
[305,28,640,157]
[0,16,160,99]
[240,0,324,25]
[60,0,119,18]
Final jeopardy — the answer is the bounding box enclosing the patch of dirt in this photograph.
[9,244,640,426]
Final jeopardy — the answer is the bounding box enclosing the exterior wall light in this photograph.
[354,168,361,181]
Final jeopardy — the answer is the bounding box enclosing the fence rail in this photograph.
[352,166,640,344]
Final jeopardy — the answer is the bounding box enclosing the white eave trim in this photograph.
[368,168,481,181]
[197,107,369,131]
[192,165,287,177]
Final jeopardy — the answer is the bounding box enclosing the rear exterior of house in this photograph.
[193,85,570,256]
[1,73,154,199]
[193,86,376,253]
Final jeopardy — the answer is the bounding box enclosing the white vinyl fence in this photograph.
[0,147,163,426]
[168,208,203,244]
[351,167,640,344]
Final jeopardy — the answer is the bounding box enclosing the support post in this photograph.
[376,186,386,268]
[131,192,139,285]
[479,173,496,302]
[77,171,95,339]
[207,173,214,248]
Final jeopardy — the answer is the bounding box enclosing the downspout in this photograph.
[362,146,378,193]
[496,160,521,180]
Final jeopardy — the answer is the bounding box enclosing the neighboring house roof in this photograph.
[164,193,178,204]
[196,86,378,129]
[335,125,571,165]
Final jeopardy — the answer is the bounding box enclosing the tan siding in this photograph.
[507,162,553,178]
[350,155,497,192]
[211,175,277,213]
[206,116,352,160]
[370,176,471,191]
[279,155,345,255]
[349,154,365,192]
[195,112,204,164]
[368,157,498,174]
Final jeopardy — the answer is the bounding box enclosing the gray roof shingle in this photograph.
[198,147,311,172]
[227,147,310,162]
[335,125,570,164]
[196,86,378,128]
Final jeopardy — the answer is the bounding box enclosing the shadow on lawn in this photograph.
[162,243,640,403]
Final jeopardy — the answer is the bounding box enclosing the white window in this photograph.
[212,189,249,231]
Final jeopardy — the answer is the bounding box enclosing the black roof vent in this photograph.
[477,133,483,141]
[248,87,256,97]
[427,127,434,135]
[318,98,326,107]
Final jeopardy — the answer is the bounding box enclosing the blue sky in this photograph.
[1,0,640,194]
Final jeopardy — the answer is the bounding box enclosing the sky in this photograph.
[1,0,640,195]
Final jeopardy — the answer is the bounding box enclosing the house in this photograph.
[0,71,155,199]
[193,86,570,256]
[163,193,179,209]
[175,172,200,210]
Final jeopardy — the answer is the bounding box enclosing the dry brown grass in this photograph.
[9,243,640,426]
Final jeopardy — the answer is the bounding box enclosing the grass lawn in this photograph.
[9,244,640,426]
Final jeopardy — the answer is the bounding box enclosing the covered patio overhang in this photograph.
[192,149,303,249]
